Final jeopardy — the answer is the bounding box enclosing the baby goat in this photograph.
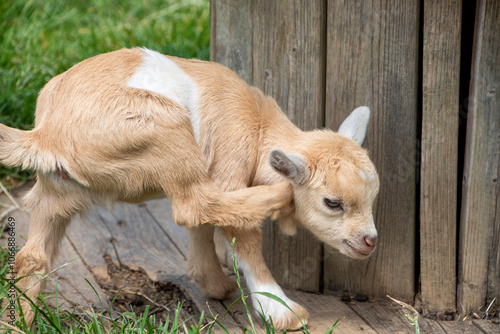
[0,48,379,330]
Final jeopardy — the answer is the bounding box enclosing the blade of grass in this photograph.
[387,295,420,334]
[37,292,64,333]
[85,278,104,313]
[230,238,258,334]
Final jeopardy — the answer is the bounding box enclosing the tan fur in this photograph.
[0,48,379,330]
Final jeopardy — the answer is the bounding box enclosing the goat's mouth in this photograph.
[342,240,373,258]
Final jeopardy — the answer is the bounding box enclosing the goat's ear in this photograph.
[269,149,307,184]
[338,106,370,146]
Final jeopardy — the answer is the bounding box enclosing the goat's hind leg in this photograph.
[9,175,91,325]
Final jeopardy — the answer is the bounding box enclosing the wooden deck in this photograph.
[1,184,499,333]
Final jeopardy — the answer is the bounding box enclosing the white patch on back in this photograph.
[127,49,201,142]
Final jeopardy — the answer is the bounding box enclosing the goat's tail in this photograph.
[0,123,54,172]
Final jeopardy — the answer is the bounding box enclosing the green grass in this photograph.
[0,0,210,185]
[0,0,210,130]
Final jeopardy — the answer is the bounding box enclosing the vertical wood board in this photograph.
[324,0,420,300]
[210,0,253,83]
[458,0,500,313]
[211,0,326,292]
[420,0,462,311]
[210,0,254,270]
[251,0,325,292]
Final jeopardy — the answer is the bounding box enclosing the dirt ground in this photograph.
[98,255,201,327]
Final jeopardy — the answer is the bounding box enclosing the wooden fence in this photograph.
[210,0,499,314]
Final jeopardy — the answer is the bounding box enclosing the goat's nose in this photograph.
[364,235,378,248]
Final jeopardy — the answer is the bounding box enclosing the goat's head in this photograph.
[269,107,379,259]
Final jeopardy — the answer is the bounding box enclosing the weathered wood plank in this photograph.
[458,0,500,314]
[141,198,189,259]
[287,291,376,334]
[348,298,453,334]
[251,0,326,293]
[420,0,462,311]
[210,0,253,84]
[324,0,420,300]
[347,299,419,334]
[45,233,110,313]
[95,203,187,282]
[68,202,243,331]
[211,0,326,292]
[417,318,448,334]
[472,320,500,334]
[438,320,484,334]
[250,0,325,130]
[64,209,121,284]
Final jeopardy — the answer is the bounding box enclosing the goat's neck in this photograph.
[252,92,305,185]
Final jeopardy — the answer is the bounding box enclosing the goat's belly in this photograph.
[119,190,166,204]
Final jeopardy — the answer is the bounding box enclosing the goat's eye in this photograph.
[324,198,342,210]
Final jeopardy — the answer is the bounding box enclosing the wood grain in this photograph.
[142,198,189,259]
[211,0,326,292]
[66,202,245,332]
[253,0,326,293]
[420,0,462,311]
[287,291,376,334]
[438,320,484,334]
[210,0,253,84]
[348,300,423,334]
[472,320,500,334]
[458,0,500,314]
[96,203,187,281]
[324,0,419,300]
[417,318,449,334]
[64,210,117,283]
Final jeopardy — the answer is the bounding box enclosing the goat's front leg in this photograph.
[155,122,293,229]
[220,226,309,330]
[168,180,293,229]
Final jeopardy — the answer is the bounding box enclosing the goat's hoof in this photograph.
[270,303,309,331]
[267,182,294,220]
[205,276,238,300]
[1,298,35,329]
[193,272,238,300]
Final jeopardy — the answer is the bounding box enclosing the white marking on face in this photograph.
[127,48,201,142]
